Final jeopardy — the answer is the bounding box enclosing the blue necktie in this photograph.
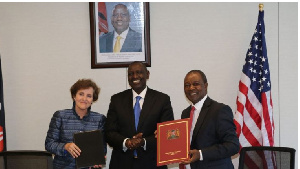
[133,96,141,158]
[134,96,142,130]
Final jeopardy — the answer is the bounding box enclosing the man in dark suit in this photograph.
[105,61,174,169]
[180,70,239,169]
[99,4,142,53]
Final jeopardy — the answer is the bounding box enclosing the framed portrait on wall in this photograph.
[89,2,151,68]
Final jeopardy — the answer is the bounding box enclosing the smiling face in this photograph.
[111,4,130,35]
[184,72,208,104]
[128,62,149,94]
[73,87,94,113]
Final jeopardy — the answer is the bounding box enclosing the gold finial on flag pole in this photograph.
[259,4,264,12]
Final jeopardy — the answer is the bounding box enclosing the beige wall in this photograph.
[0,2,297,168]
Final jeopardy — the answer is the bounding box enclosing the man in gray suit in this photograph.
[99,4,142,53]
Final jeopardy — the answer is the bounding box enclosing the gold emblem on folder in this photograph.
[167,129,180,140]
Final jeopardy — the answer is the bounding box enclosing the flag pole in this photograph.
[259,3,264,12]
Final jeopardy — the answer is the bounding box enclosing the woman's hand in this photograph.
[64,142,81,158]
[90,165,102,168]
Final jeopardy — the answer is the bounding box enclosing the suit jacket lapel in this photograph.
[191,97,212,143]
[125,90,136,133]
[121,28,134,52]
[107,32,114,52]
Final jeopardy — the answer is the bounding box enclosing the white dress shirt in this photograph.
[122,87,148,152]
[113,28,129,51]
[185,94,208,169]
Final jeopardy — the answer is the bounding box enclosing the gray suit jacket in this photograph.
[99,28,142,53]
[181,97,239,169]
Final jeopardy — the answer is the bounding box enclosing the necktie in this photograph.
[179,106,195,169]
[113,35,121,53]
[189,106,196,134]
[133,96,141,158]
[134,96,142,130]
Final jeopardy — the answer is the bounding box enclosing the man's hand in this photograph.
[133,133,143,139]
[125,133,145,150]
[125,139,134,150]
[180,149,200,165]
[154,130,157,138]
[132,133,145,148]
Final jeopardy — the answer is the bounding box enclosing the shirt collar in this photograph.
[132,86,148,99]
[114,27,129,39]
[192,94,208,111]
[72,101,91,119]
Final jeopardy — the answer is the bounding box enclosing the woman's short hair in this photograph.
[70,79,100,102]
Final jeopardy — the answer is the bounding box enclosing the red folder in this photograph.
[157,119,190,166]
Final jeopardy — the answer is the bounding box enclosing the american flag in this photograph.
[234,10,274,149]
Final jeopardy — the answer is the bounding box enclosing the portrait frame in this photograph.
[89,2,151,68]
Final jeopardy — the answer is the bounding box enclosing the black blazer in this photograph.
[181,97,239,169]
[105,88,174,169]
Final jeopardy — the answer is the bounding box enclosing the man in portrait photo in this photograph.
[99,3,143,53]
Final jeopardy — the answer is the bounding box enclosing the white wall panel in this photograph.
[0,2,297,168]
